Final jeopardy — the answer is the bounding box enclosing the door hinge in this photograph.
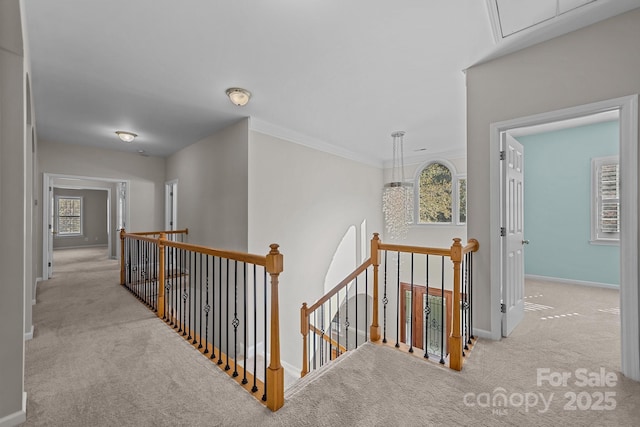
[48,224,52,230]
[501,303,506,313]
[48,262,51,267]
[500,227,506,237]
[499,150,506,160]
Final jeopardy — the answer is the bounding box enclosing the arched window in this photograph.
[416,161,466,225]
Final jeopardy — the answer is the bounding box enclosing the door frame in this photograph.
[42,173,131,279]
[489,95,639,380]
[165,179,178,231]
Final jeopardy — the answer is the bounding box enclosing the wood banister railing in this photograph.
[310,324,347,353]
[301,232,479,377]
[307,258,372,313]
[119,228,285,411]
[131,228,189,237]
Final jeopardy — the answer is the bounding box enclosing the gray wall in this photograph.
[248,129,384,372]
[53,188,108,249]
[38,140,166,277]
[0,0,26,423]
[466,9,640,339]
[166,119,249,251]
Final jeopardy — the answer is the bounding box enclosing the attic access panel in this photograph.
[494,0,597,38]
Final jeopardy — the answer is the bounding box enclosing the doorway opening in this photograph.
[489,95,638,380]
[42,173,130,279]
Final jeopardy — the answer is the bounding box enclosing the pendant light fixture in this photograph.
[382,131,413,239]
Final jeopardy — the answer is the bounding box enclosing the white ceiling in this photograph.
[23,0,640,165]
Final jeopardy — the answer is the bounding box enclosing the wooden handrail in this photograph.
[377,242,452,257]
[306,258,372,313]
[121,230,267,266]
[120,229,285,411]
[131,228,189,236]
[309,324,347,353]
[162,239,267,266]
[462,238,480,254]
[301,232,480,378]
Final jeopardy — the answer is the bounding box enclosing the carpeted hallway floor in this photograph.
[25,248,640,426]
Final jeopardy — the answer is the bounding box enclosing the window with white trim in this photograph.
[416,161,466,225]
[56,196,83,236]
[591,156,619,244]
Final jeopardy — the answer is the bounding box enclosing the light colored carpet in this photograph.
[25,249,640,426]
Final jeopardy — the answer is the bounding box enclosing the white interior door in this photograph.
[501,132,526,336]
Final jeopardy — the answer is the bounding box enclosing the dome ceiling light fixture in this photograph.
[115,130,137,143]
[225,87,251,106]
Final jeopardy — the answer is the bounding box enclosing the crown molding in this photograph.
[249,117,384,168]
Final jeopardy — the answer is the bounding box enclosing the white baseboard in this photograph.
[24,325,34,341]
[473,328,497,340]
[33,277,43,305]
[242,341,301,377]
[53,244,108,250]
[281,358,301,378]
[242,341,265,358]
[525,274,619,289]
[0,392,27,427]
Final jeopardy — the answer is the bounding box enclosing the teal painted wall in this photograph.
[517,120,619,286]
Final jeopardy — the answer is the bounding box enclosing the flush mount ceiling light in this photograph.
[225,87,251,106]
[115,131,137,143]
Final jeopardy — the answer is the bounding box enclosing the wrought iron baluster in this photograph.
[320,305,325,367]
[242,262,248,385]
[210,255,217,359]
[355,276,358,349]
[187,251,193,340]
[182,250,188,336]
[365,268,368,343]
[383,251,389,343]
[217,257,223,365]
[252,264,258,393]
[463,253,468,353]
[395,251,400,348]
[204,255,210,354]
[232,260,239,377]
[176,248,181,331]
[424,254,430,359]
[262,268,267,402]
[409,253,414,353]
[168,246,174,325]
[312,310,316,371]
[345,278,349,351]
[328,298,332,361]
[198,252,203,348]
[440,256,445,365]
[336,292,341,357]
[225,259,231,371]
[469,252,474,341]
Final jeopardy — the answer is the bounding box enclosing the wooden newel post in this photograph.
[369,233,381,342]
[449,238,463,371]
[265,243,284,411]
[300,303,309,378]
[157,233,166,319]
[120,229,126,285]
